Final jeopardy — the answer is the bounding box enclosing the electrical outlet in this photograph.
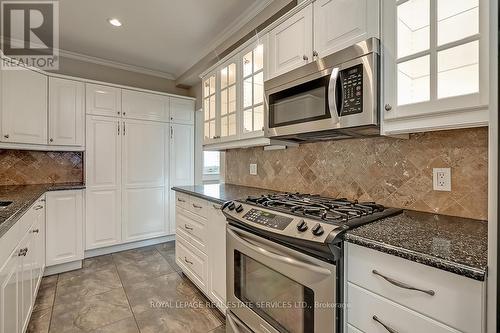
[249,164,258,175]
[433,168,451,191]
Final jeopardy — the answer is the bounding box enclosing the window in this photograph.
[242,44,265,134]
[203,151,220,175]
[396,0,481,106]
[203,74,216,141]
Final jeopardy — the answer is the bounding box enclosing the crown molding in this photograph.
[181,0,275,75]
[58,49,176,80]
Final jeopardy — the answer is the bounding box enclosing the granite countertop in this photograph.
[0,183,86,239]
[344,210,488,281]
[172,183,279,204]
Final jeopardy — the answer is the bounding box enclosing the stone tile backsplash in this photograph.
[225,127,488,220]
[0,150,83,185]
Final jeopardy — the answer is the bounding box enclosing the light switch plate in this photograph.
[249,164,257,175]
[433,168,451,191]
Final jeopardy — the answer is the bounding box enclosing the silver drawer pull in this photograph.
[184,224,194,231]
[31,229,39,234]
[18,248,28,257]
[373,315,399,333]
[372,270,435,296]
[33,205,44,210]
[177,198,186,202]
[192,204,202,209]
[213,204,222,210]
[184,257,193,265]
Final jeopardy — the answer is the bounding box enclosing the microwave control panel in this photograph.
[243,209,293,230]
[340,64,363,116]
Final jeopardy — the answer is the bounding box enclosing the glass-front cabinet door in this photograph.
[241,43,265,138]
[203,74,218,144]
[220,61,238,142]
[382,0,489,132]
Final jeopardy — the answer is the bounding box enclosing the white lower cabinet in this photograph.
[46,190,84,266]
[346,243,485,333]
[0,195,45,333]
[175,193,226,311]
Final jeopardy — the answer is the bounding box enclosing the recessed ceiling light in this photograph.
[108,18,122,27]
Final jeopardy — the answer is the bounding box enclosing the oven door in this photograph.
[226,225,337,333]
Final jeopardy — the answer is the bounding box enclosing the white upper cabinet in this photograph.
[268,4,313,79]
[170,97,195,125]
[381,0,489,134]
[219,59,239,142]
[203,73,218,144]
[313,0,379,58]
[241,43,265,138]
[86,83,122,117]
[48,77,85,147]
[1,65,48,145]
[122,89,169,121]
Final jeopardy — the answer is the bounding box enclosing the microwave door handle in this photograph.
[227,228,331,276]
[328,68,341,124]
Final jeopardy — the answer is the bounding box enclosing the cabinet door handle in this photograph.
[31,229,39,234]
[303,55,308,61]
[170,126,173,139]
[34,205,44,210]
[372,270,435,296]
[184,224,194,231]
[213,204,222,210]
[118,121,120,135]
[3,134,9,139]
[373,315,399,333]
[385,104,393,111]
[312,50,319,58]
[123,122,126,135]
[18,248,28,257]
[192,204,202,209]
[177,198,186,202]
[184,257,193,265]
[49,138,54,143]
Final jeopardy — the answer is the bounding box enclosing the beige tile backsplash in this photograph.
[0,150,84,185]
[225,127,488,220]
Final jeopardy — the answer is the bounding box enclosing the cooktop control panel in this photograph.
[243,209,293,230]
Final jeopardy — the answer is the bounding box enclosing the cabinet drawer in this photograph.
[176,234,208,293]
[175,193,209,219]
[348,283,459,333]
[347,243,484,333]
[176,208,206,253]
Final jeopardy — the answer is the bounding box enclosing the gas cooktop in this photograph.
[222,192,402,247]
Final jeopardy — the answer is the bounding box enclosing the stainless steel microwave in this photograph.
[264,38,380,142]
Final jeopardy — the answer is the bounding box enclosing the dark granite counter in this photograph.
[0,183,85,239]
[172,183,279,204]
[344,210,488,281]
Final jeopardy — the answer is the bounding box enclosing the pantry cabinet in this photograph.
[48,77,85,147]
[268,4,313,78]
[170,97,195,125]
[381,0,489,134]
[0,65,48,145]
[122,89,169,121]
[46,190,84,266]
[86,83,122,117]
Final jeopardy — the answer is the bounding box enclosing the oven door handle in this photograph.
[227,312,253,333]
[227,227,332,277]
[327,67,342,124]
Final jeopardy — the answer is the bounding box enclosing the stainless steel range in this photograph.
[223,193,401,333]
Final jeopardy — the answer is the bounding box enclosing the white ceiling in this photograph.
[58,0,266,79]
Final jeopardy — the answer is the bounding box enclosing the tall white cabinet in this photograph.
[85,84,195,250]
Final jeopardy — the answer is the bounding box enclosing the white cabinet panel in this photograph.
[170,97,195,124]
[18,231,34,333]
[122,187,167,241]
[1,66,48,145]
[86,189,122,249]
[313,0,379,57]
[49,77,85,147]
[86,116,122,188]
[122,89,169,121]
[0,250,18,333]
[176,234,208,293]
[268,5,313,79]
[208,205,226,311]
[85,83,121,117]
[169,124,194,233]
[46,190,84,266]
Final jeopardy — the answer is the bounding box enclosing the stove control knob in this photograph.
[227,202,236,211]
[296,220,308,232]
[311,223,324,236]
[235,204,244,213]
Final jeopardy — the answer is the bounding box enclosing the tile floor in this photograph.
[28,241,226,333]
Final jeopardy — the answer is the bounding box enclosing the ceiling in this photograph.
[57,0,266,79]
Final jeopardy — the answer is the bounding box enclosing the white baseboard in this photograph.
[84,235,176,258]
[44,260,82,276]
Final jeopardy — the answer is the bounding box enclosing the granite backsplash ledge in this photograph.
[225,127,488,220]
[0,150,84,185]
